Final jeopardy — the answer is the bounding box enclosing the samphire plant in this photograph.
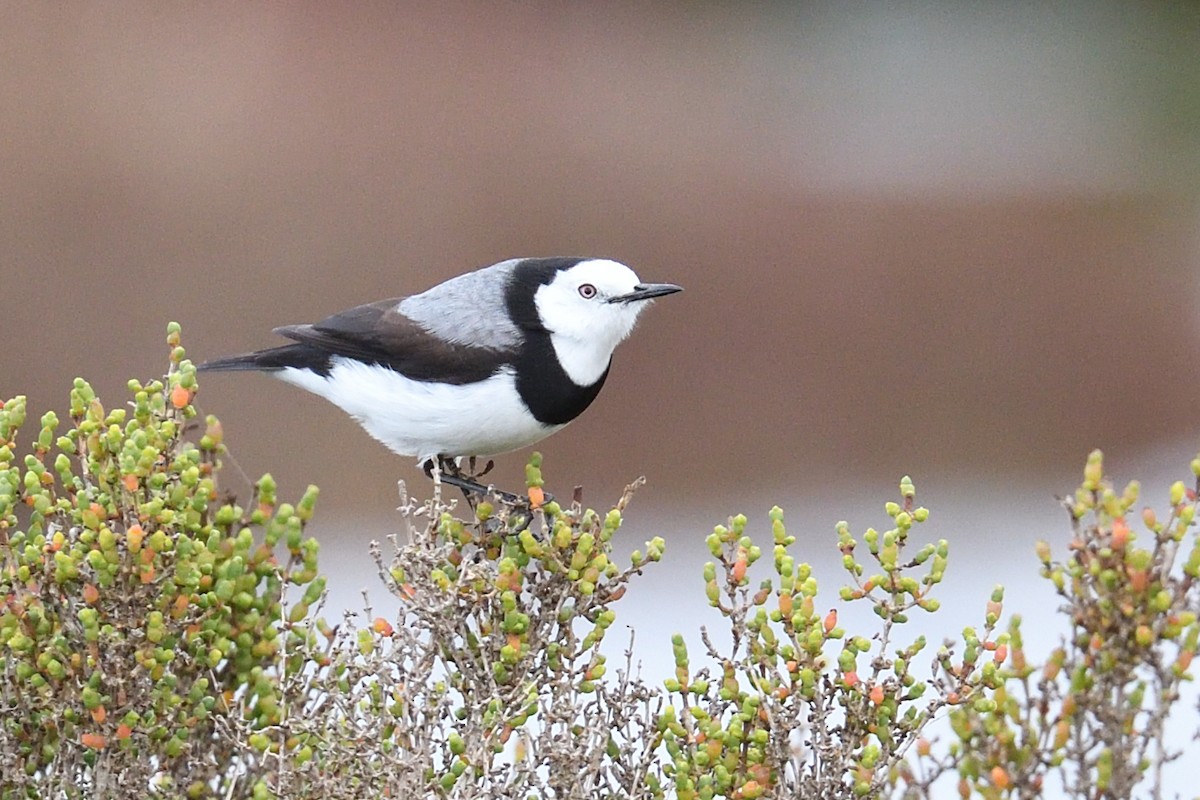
[1,324,1197,799]
[0,324,321,798]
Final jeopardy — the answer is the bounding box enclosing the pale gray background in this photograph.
[3,4,1199,795]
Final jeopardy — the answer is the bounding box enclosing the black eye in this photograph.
[578,284,597,299]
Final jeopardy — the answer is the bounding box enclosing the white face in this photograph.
[533,259,663,386]
[534,259,648,344]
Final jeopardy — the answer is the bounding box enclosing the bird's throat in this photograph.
[548,333,619,388]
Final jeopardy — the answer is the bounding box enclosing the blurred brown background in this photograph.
[3,2,1199,514]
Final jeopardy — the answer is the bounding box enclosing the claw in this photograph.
[423,455,552,517]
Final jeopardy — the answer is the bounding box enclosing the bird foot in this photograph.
[466,456,495,479]
[436,470,525,506]
[423,456,552,509]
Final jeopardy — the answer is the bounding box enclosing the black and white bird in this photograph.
[199,257,680,488]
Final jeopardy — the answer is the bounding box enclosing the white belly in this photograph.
[278,358,563,463]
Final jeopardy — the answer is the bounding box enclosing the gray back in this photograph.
[399,259,524,351]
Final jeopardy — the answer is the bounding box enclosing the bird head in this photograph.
[533,259,682,351]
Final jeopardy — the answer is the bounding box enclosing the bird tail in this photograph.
[197,343,327,373]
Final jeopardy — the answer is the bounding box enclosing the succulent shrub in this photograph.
[0,324,321,798]
[4,324,1197,800]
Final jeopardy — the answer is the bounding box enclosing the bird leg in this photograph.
[421,458,553,533]
[425,456,526,507]
[466,456,495,480]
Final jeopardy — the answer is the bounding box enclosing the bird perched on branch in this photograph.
[199,257,681,494]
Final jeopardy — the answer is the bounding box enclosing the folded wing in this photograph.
[200,298,515,385]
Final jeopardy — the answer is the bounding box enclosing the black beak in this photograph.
[609,283,683,304]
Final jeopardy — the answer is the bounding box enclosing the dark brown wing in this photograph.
[272,298,513,385]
